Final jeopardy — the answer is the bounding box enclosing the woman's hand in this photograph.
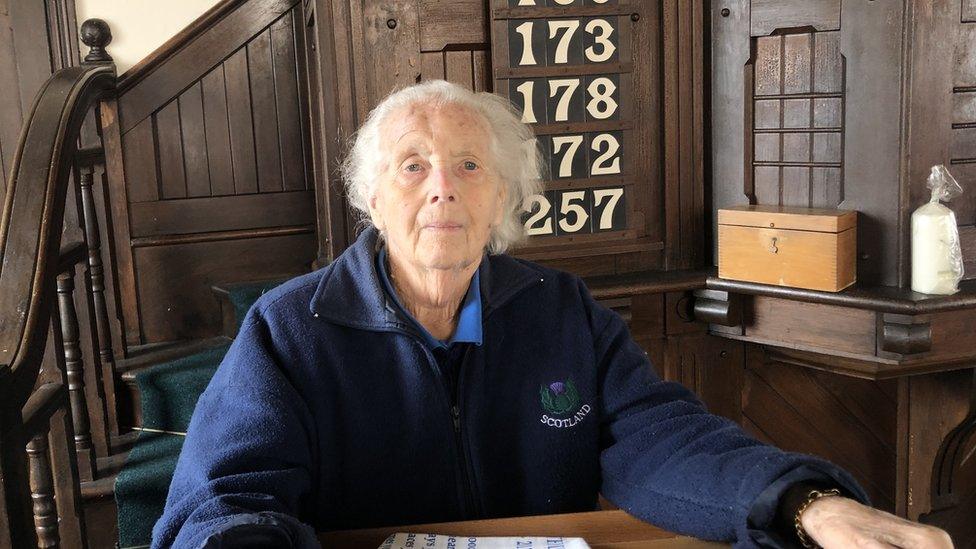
[801,496,954,548]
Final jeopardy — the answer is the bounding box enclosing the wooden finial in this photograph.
[80,19,113,64]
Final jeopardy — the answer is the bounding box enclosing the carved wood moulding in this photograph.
[693,276,976,380]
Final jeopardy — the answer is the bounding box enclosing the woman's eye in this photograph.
[463,161,478,171]
[404,163,422,173]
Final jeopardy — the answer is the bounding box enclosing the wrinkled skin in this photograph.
[367,102,506,339]
[803,496,954,549]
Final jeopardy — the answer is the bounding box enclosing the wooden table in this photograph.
[319,510,727,548]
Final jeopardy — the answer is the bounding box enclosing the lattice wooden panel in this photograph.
[751,31,844,208]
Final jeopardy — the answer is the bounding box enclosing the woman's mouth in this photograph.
[424,222,463,230]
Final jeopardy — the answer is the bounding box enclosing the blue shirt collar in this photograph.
[376,246,483,349]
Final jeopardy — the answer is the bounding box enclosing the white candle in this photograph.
[911,201,962,295]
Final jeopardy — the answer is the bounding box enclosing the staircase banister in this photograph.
[20,383,67,440]
[0,63,117,410]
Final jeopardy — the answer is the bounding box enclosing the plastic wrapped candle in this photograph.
[911,165,964,295]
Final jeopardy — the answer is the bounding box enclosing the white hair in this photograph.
[339,80,545,254]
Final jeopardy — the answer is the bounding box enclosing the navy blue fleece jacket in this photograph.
[152,227,868,548]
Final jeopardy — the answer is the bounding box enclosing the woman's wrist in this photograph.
[794,488,842,548]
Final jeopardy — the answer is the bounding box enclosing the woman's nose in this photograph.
[427,166,457,203]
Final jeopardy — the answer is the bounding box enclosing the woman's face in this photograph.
[368,103,506,273]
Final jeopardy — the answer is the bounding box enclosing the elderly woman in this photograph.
[153,81,952,549]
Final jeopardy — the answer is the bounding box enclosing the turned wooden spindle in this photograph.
[26,433,60,548]
[78,165,119,436]
[56,272,96,481]
[79,19,113,64]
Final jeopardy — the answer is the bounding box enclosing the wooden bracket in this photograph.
[880,313,932,355]
[691,289,742,329]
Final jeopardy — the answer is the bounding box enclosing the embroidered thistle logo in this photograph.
[540,380,581,416]
[539,379,591,429]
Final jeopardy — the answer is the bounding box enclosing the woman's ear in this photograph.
[492,182,508,227]
[367,191,385,231]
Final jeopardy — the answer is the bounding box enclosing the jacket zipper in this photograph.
[414,339,478,519]
[452,346,478,518]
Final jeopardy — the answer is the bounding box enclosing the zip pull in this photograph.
[451,405,461,432]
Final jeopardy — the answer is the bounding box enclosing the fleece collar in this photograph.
[308,226,544,332]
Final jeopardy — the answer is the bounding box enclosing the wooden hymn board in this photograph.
[491,0,659,273]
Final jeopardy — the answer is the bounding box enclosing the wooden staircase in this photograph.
[115,335,233,430]
[0,26,276,536]
[0,0,321,543]
[80,281,266,548]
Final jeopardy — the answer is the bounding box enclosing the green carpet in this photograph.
[115,279,286,548]
[135,343,231,433]
[226,279,286,333]
[116,432,185,548]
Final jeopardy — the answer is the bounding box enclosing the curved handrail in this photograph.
[0,63,117,411]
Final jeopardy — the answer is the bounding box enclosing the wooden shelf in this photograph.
[706,275,976,315]
[585,269,708,300]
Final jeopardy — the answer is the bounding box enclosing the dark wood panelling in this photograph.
[421,51,446,81]
[114,0,315,343]
[249,27,285,193]
[839,0,905,287]
[5,0,52,118]
[0,0,72,194]
[922,428,976,546]
[925,307,976,363]
[292,6,313,194]
[419,0,487,52]
[952,19,976,245]
[747,296,876,357]
[750,0,841,37]
[45,0,82,74]
[710,0,750,260]
[304,0,355,265]
[961,226,976,280]
[445,50,475,90]
[129,191,315,237]
[119,0,298,133]
[155,100,188,199]
[272,10,307,191]
[178,83,212,198]
[0,2,20,192]
[813,367,897,446]
[201,66,236,196]
[743,349,896,510]
[224,47,259,194]
[754,360,894,496]
[901,369,975,525]
[101,97,143,345]
[301,0,342,267]
[133,232,316,342]
[473,50,490,92]
[709,4,976,537]
[355,0,422,110]
[664,0,704,269]
[121,117,159,203]
[665,332,744,423]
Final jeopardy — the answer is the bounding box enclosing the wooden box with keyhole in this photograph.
[717,205,857,292]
